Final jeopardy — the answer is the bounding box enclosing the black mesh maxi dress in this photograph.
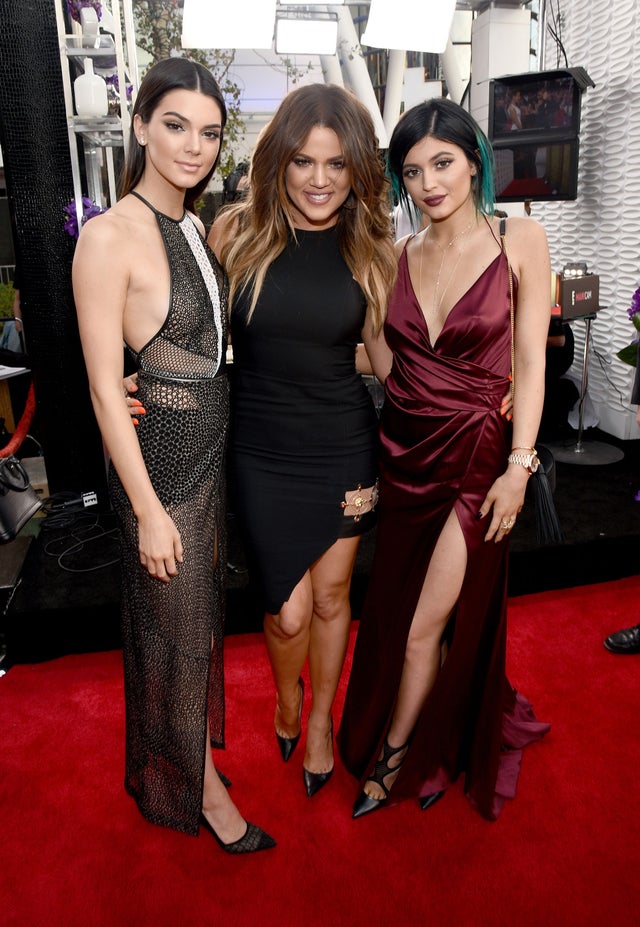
[109,192,229,835]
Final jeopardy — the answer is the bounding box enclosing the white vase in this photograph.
[80,7,99,37]
[74,58,108,118]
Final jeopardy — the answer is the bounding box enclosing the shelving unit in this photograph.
[54,0,139,220]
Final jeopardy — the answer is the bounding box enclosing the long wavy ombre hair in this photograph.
[219,83,396,333]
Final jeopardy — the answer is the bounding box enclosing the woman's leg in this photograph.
[305,536,361,773]
[199,533,247,841]
[363,509,467,800]
[263,534,361,766]
[201,723,247,843]
[264,574,314,739]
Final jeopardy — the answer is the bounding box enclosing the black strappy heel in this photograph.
[352,737,409,819]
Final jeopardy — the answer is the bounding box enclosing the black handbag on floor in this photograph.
[0,455,42,542]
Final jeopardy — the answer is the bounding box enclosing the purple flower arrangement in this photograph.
[617,287,640,368]
[63,197,106,240]
[105,73,134,101]
[66,0,102,24]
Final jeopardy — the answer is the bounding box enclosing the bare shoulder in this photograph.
[504,214,548,248]
[75,199,143,257]
[394,233,412,258]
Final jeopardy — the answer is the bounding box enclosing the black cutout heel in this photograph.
[352,737,409,819]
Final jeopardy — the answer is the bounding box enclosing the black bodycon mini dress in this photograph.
[230,226,378,614]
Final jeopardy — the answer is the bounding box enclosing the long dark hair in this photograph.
[118,58,227,210]
[387,98,495,224]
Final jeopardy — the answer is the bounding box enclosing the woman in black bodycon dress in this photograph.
[209,84,397,796]
[73,59,274,854]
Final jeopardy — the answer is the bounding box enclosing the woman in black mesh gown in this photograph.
[73,59,274,854]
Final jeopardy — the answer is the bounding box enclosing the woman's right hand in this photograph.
[137,507,184,582]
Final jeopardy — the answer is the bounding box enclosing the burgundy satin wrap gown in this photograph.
[338,230,549,820]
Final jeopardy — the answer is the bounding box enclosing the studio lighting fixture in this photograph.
[362,0,457,53]
[182,0,277,50]
[275,11,339,56]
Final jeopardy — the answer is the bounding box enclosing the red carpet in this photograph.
[2,577,640,926]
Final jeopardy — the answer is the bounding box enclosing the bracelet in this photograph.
[511,446,536,453]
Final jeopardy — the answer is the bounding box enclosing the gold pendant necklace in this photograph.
[419,219,475,317]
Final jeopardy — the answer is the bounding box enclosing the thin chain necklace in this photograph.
[419,219,475,316]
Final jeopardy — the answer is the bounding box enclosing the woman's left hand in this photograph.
[500,387,513,421]
[124,373,146,425]
[477,467,529,543]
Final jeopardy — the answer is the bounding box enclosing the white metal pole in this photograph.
[320,54,344,87]
[336,6,388,147]
[382,48,405,139]
[441,37,466,105]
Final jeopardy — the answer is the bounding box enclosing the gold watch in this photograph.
[507,450,540,474]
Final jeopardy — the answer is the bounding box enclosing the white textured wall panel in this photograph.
[533,0,640,439]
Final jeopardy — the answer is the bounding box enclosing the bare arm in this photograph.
[207,208,237,262]
[355,343,373,375]
[362,306,393,383]
[73,214,182,582]
[479,217,551,541]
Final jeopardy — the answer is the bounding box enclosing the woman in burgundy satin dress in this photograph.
[338,99,551,821]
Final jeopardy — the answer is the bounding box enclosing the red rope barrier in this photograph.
[0,381,36,457]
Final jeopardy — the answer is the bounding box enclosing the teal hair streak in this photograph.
[475,131,496,216]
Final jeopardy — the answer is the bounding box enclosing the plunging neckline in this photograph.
[404,248,503,348]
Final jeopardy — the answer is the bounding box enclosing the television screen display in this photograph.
[489,71,582,142]
[493,141,578,202]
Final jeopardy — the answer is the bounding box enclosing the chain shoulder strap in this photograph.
[499,217,516,402]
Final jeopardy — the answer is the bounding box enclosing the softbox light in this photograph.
[182,0,277,50]
[361,0,456,53]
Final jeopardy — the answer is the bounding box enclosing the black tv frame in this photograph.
[488,68,594,203]
[492,138,580,203]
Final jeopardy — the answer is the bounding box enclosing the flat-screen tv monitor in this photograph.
[493,140,579,202]
[489,70,583,143]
